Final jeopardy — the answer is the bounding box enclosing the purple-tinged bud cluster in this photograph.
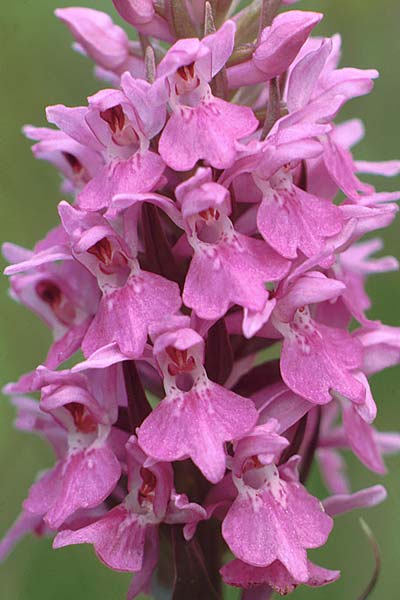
[2,1,400,598]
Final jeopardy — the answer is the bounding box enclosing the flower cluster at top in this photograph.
[2,1,400,598]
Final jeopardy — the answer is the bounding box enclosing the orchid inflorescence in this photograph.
[2,0,400,598]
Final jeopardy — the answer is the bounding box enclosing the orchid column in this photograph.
[2,1,400,599]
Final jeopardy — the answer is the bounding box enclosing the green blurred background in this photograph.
[0,1,399,598]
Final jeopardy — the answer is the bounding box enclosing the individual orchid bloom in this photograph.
[318,420,400,496]
[320,135,376,202]
[219,121,337,261]
[55,8,145,80]
[112,0,174,42]
[23,125,104,195]
[281,37,379,132]
[58,201,181,357]
[53,437,170,573]
[157,21,258,170]
[22,366,122,529]
[227,11,323,89]
[46,78,166,211]
[227,10,323,88]
[279,41,392,205]
[305,118,400,201]
[317,238,399,326]
[269,271,366,405]
[3,229,100,368]
[303,118,366,200]
[254,163,344,260]
[0,493,108,564]
[138,316,259,483]
[0,394,88,559]
[334,373,386,474]
[222,428,333,581]
[288,38,376,108]
[220,485,386,595]
[176,168,290,320]
[54,436,205,598]
[316,394,386,479]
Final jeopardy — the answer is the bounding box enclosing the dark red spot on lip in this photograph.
[177,62,195,82]
[63,152,84,174]
[100,104,125,134]
[199,208,220,221]
[166,346,196,376]
[62,152,90,185]
[243,455,263,473]
[87,237,113,265]
[35,279,76,325]
[65,402,97,433]
[138,467,157,504]
[36,279,62,307]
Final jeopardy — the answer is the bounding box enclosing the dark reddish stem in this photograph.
[233,358,281,396]
[122,360,152,431]
[171,526,219,600]
[141,203,183,286]
[300,407,322,484]
[205,318,234,385]
[279,413,308,465]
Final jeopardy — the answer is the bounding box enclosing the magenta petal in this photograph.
[228,11,323,88]
[138,381,258,483]
[287,40,332,113]
[159,99,258,171]
[343,406,386,474]
[256,384,314,433]
[358,324,400,376]
[46,104,102,152]
[112,0,154,25]
[54,505,149,572]
[356,159,400,177]
[222,476,332,579]
[322,137,374,200]
[45,317,92,369]
[323,484,387,516]
[277,273,346,322]
[25,447,121,529]
[24,464,63,518]
[183,236,289,320]
[82,272,181,358]
[127,527,159,599]
[55,8,129,70]
[0,509,45,561]
[78,151,165,211]
[183,251,237,319]
[254,11,323,78]
[221,558,339,592]
[306,561,341,588]
[280,322,365,404]
[4,245,73,276]
[317,448,350,494]
[257,185,343,259]
[112,0,172,42]
[47,446,121,528]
